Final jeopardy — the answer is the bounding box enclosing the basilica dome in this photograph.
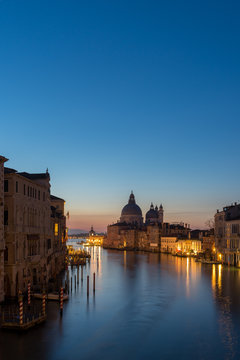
[146,203,158,220]
[120,192,143,225]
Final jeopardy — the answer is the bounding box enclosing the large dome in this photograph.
[120,192,143,225]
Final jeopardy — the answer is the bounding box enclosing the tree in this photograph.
[205,218,215,230]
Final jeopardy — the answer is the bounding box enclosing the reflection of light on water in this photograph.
[211,264,236,357]
[89,246,102,277]
[211,264,222,296]
[124,250,127,271]
[218,264,222,291]
[212,265,216,294]
[186,257,190,297]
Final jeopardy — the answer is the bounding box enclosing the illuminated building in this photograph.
[105,192,190,251]
[215,203,240,266]
[86,226,104,246]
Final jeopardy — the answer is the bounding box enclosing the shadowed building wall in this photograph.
[0,156,8,302]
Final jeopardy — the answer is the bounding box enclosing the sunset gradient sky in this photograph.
[1,0,240,231]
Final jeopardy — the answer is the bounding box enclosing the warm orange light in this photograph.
[54,223,58,236]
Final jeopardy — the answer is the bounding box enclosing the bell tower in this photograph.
[158,204,164,224]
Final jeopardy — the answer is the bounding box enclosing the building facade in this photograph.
[215,203,240,266]
[0,156,8,302]
[3,167,67,297]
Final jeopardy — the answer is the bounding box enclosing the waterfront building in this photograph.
[161,237,178,253]
[215,203,240,266]
[105,192,190,252]
[86,226,104,246]
[0,156,8,302]
[50,195,68,277]
[160,236,202,255]
[202,231,215,254]
[4,166,67,297]
[176,239,202,254]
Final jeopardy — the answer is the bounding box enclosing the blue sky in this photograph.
[1,0,240,231]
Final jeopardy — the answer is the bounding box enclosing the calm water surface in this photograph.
[1,242,240,360]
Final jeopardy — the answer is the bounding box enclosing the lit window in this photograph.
[55,223,58,236]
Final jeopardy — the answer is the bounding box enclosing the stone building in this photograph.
[104,192,190,252]
[3,167,67,297]
[161,237,178,253]
[120,192,143,226]
[215,203,240,266]
[0,156,8,302]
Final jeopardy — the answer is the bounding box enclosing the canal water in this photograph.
[1,242,240,360]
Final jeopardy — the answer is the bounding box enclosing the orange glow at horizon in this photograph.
[67,211,212,233]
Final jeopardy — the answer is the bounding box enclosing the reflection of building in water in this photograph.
[105,192,190,252]
[211,264,238,357]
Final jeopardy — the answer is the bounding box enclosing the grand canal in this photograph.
[1,242,240,360]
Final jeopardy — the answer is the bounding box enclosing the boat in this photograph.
[33,292,69,301]
[196,259,221,265]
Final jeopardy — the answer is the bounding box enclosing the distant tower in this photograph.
[158,204,164,224]
[89,226,96,237]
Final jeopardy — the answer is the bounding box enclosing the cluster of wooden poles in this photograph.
[3,264,97,329]
[18,284,47,325]
[65,265,96,298]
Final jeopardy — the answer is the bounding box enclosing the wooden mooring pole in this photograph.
[60,287,63,316]
[42,291,46,316]
[18,292,23,326]
[93,272,95,293]
[87,275,89,297]
[28,282,31,306]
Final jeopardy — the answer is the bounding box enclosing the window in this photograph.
[4,210,8,225]
[54,223,58,236]
[4,247,8,262]
[38,190,40,200]
[43,192,45,201]
[16,181,18,193]
[4,180,8,192]
[232,224,239,234]
[28,186,29,196]
[47,238,51,250]
[24,184,26,195]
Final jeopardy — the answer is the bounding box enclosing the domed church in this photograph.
[105,192,190,251]
[120,192,143,226]
[146,203,164,224]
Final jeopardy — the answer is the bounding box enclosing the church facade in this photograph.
[104,192,190,252]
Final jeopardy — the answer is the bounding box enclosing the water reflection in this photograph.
[2,244,240,360]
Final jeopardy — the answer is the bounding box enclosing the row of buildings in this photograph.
[0,156,67,302]
[104,192,215,258]
[215,203,240,266]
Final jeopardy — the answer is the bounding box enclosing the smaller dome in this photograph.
[146,203,158,219]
